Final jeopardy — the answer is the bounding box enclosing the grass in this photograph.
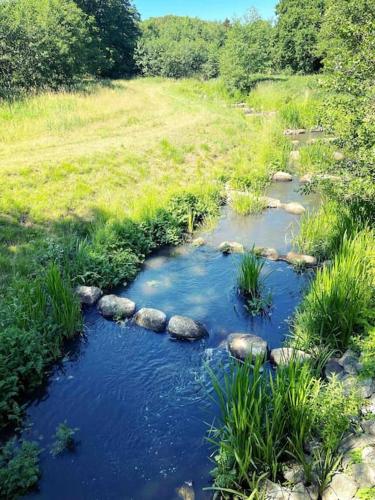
[237,252,271,314]
[230,193,266,215]
[298,141,335,175]
[293,230,374,352]
[51,422,79,456]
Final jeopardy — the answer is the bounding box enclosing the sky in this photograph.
[135,0,277,22]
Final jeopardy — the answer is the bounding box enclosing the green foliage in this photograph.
[51,421,79,456]
[0,0,99,99]
[135,16,226,79]
[294,201,356,261]
[75,0,140,77]
[238,252,270,314]
[230,193,266,215]
[294,231,375,352]
[357,327,375,379]
[220,10,274,93]
[274,0,325,73]
[357,488,375,500]
[0,439,40,499]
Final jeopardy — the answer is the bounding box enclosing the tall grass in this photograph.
[294,201,356,261]
[231,193,266,215]
[238,252,265,301]
[294,230,374,352]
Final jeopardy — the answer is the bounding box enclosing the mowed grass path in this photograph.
[0,78,252,221]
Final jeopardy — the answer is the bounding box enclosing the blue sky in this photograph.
[135,1,277,22]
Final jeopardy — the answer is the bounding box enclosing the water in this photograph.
[22,177,319,499]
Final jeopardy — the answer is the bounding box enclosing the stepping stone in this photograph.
[272,171,293,182]
[98,295,135,319]
[227,333,268,361]
[261,196,282,208]
[75,285,103,305]
[290,150,300,161]
[286,252,317,266]
[258,247,279,261]
[284,129,306,135]
[282,202,306,215]
[134,308,167,333]
[167,315,208,341]
[192,237,205,247]
[270,347,311,366]
[311,126,324,133]
[218,241,244,254]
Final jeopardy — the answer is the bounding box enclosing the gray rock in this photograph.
[227,333,268,361]
[339,433,375,453]
[282,462,305,484]
[260,247,280,261]
[218,241,244,254]
[290,483,317,500]
[349,463,375,488]
[134,308,167,333]
[282,202,306,215]
[264,480,290,499]
[261,196,282,208]
[311,126,324,133]
[286,252,317,266]
[270,348,311,366]
[322,473,358,500]
[333,151,345,161]
[342,376,374,398]
[362,446,375,464]
[362,394,375,416]
[272,171,293,182]
[325,358,344,379]
[192,237,206,247]
[167,315,208,341]
[362,420,375,436]
[75,285,103,305]
[290,150,300,161]
[299,173,313,184]
[284,129,306,136]
[98,295,135,319]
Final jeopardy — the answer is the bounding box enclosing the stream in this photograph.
[22,134,320,500]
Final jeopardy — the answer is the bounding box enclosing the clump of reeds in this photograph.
[237,251,270,314]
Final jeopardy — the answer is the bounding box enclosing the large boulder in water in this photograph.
[98,294,135,319]
[134,308,167,333]
[281,202,306,215]
[272,171,293,182]
[167,315,208,340]
[286,252,317,267]
[75,285,103,305]
[218,241,244,254]
[227,333,268,361]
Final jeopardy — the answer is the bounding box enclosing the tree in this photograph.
[220,11,274,93]
[0,0,99,99]
[135,16,227,79]
[274,0,325,73]
[75,0,140,77]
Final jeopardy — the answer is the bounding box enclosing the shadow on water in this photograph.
[22,175,318,500]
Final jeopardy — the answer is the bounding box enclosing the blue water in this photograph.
[22,179,318,499]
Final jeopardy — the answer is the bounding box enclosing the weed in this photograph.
[238,252,271,314]
[51,422,79,456]
[231,193,266,215]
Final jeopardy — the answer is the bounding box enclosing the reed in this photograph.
[231,193,266,215]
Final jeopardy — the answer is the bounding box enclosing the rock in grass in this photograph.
[227,333,268,361]
[290,150,300,161]
[167,315,208,341]
[322,473,358,500]
[290,482,318,500]
[349,463,375,488]
[282,202,306,215]
[342,376,374,399]
[270,347,311,366]
[98,295,135,319]
[339,433,375,454]
[192,237,205,247]
[272,171,293,182]
[286,252,317,266]
[263,480,290,499]
[324,358,344,379]
[134,308,167,333]
[218,241,244,254]
[75,285,103,305]
[338,350,359,375]
[362,420,375,436]
[299,173,313,184]
[284,129,306,135]
[333,151,345,161]
[282,462,305,484]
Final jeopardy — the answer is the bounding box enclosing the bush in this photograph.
[220,11,273,93]
[0,439,40,498]
[0,0,100,99]
[135,16,226,79]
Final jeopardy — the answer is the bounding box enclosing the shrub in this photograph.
[0,439,40,498]
[51,421,79,456]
